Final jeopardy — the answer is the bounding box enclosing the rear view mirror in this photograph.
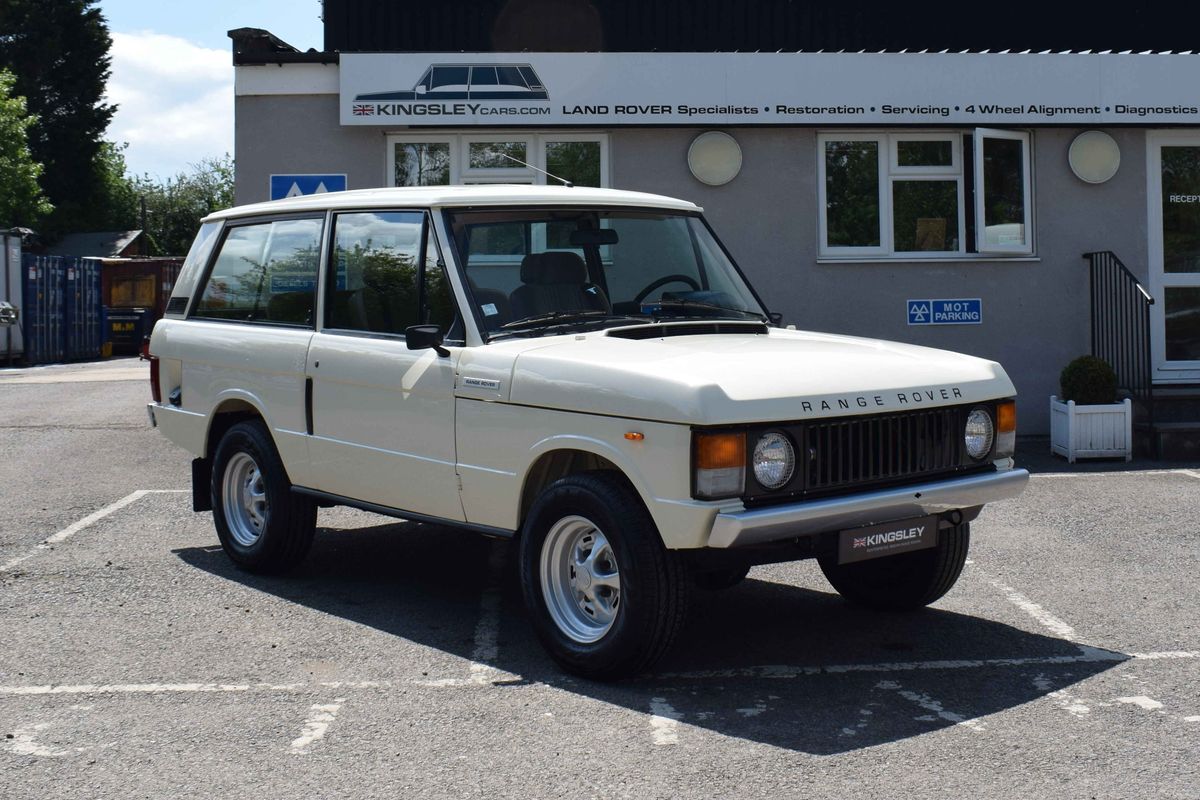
[406,324,450,357]
[569,229,619,247]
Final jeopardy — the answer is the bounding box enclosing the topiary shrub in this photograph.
[1059,356,1118,404]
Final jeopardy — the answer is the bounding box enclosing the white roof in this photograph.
[204,184,702,222]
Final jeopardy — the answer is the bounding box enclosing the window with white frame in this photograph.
[387,133,608,188]
[818,129,1033,258]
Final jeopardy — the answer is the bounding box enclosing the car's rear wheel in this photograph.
[211,420,316,573]
[519,471,689,680]
[817,522,970,610]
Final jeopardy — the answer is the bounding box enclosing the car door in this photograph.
[304,209,465,522]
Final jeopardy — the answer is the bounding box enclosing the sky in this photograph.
[96,0,324,179]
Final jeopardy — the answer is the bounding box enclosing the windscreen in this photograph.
[444,208,766,336]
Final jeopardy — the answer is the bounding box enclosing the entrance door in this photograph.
[1149,133,1200,382]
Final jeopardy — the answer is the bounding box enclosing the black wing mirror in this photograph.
[406,324,450,357]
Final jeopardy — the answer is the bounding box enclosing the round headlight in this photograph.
[965,408,995,460]
[752,432,795,490]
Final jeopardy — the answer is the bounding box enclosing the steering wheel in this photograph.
[633,274,702,304]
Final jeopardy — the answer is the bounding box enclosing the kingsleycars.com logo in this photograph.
[351,63,551,117]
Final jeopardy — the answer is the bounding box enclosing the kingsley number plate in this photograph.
[838,515,939,564]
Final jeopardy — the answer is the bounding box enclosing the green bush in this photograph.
[1059,356,1118,404]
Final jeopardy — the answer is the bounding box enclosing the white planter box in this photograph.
[1049,396,1133,462]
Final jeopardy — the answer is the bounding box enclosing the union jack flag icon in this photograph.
[853,537,867,548]
[353,104,375,116]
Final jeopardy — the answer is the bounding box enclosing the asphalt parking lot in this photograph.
[1,358,1198,799]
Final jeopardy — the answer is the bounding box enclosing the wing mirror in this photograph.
[0,301,17,327]
[406,324,450,357]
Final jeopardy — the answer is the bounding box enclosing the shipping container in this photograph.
[21,254,66,365]
[101,258,183,319]
[63,258,104,360]
[1,233,22,365]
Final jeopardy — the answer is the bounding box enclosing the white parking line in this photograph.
[290,698,345,754]
[0,650,1194,699]
[1029,469,1200,479]
[423,541,521,687]
[982,576,1078,640]
[0,489,188,573]
[648,697,682,745]
[876,680,985,731]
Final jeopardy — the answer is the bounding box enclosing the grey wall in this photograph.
[613,127,1150,435]
[234,95,1153,434]
[235,95,386,205]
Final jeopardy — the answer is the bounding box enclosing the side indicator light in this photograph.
[624,432,645,441]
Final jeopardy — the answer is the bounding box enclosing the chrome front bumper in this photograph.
[707,468,1029,548]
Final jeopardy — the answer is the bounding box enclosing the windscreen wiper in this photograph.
[498,309,614,332]
[641,299,767,321]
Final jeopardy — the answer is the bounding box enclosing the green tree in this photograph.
[0,0,115,234]
[91,140,140,231]
[0,69,52,226]
[133,155,235,255]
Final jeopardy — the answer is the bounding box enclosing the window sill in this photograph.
[816,256,1040,265]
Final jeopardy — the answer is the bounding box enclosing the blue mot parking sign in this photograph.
[907,299,983,325]
[269,174,348,201]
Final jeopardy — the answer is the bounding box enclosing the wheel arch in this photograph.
[517,439,656,534]
[204,396,269,460]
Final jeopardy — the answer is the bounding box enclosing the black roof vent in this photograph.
[606,321,769,340]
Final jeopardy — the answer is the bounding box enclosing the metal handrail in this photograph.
[1083,251,1155,428]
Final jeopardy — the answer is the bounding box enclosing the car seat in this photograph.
[508,251,609,321]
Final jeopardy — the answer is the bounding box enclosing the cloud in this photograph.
[106,31,233,178]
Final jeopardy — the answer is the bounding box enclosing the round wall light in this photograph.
[687,131,743,186]
[1068,131,1121,184]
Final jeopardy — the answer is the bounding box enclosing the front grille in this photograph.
[804,407,964,494]
[736,403,991,507]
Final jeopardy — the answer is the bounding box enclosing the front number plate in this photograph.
[838,515,939,564]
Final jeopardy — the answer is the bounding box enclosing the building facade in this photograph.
[228,1,1200,438]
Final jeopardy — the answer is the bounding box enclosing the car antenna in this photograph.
[499,153,573,187]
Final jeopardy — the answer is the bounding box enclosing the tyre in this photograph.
[519,471,690,680]
[817,522,970,611]
[693,565,751,591]
[211,420,316,573]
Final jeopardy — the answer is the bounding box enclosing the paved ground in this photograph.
[1,358,1198,799]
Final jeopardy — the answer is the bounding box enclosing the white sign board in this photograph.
[340,52,1200,127]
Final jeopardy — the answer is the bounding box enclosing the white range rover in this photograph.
[147,185,1028,680]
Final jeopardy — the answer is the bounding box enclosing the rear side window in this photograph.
[192,217,323,325]
[327,211,455,336]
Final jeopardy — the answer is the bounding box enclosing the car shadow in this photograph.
[174,518,1125,755]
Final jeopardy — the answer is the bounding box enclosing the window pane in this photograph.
[1165,287,1200,361]
[898,139,953,167]
[395,143,449,186]
[430,66,468,89]
[261,219,323,324]
[329,212,423,334]
[892,181,960,252]
[497,66,526,88]
[981,136,1027,247]
[825,141,880,248]
[194,219,322,324]
[469,66,498,86]
[1161,146,1200,274]
[469,141,527,169]
[545,141,602,187]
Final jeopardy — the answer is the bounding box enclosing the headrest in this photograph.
[520,251,587,285]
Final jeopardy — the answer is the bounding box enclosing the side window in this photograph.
[328,211,456,336]
[193,217,323,324]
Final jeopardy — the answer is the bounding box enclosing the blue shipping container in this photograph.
[21,255,105,365]
[62,258,103,360]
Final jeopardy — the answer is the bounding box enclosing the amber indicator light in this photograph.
[624,432,645,441]
[695,432,746,469]
[997,401,1017,433]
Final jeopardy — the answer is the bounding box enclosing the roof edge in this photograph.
[229,27,340,66]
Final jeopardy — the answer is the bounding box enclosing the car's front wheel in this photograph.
[519,471,689,680]
[211,420,316,573]
[817,522,970,611]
